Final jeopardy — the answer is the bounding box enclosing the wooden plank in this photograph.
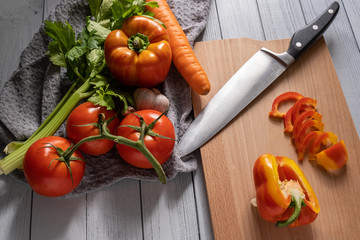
[0,176,31,239]
[0,0,44,239]
[300,0,360,135]
[141,176,199,240]
[257,0,305,40]
[31,193,86,240]
[86,179,143,240]
[192,36,360,240]
[0,0,44,91]
[342,0,360,45]
[216,0,264,40]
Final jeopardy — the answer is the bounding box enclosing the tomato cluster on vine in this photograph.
[23,102,175,197]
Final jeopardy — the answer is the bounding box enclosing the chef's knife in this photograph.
[177,1,339,157]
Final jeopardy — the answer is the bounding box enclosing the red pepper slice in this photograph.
[308,131,338,160]
[296,131,323,161]
[283,106,294,133]
[292,110,322,138]
[291,97,317,124]
[284,106,318,133]
[293,119,324,149]
[269,92,304,118]
[315,140,348,171]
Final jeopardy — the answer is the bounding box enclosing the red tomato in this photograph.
[116,110,175,169]
[66,102,120,155]
[23,136,85,197]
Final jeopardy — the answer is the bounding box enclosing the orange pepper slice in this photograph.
[308,131,338,160]
[291,97,317,124]
[269,92,304,118]
[315,140,348,171]
[293,119,324,149]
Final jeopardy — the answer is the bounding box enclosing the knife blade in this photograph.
[177,1,339,157]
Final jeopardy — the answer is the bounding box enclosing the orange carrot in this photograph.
[146,0,211,95]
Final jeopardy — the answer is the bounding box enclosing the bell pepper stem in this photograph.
[128,33,150,53]
[275,193,304,227]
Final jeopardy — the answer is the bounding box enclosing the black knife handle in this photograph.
[287,1,339,59]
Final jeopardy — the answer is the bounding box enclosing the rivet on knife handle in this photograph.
[287,1,339,59]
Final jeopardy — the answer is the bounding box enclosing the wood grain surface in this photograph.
[192,37,360,240]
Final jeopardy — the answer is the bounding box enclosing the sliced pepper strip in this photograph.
[315,140,348,171]
[291,97,317,124]
[253,154,319,227]
[308,131,338,160]
[292,110,322,137]
[284,106,317,133]
[269,92,304,118]
[293,119,324,149]
[296,131,323,161]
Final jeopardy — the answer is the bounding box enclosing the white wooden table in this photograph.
[1,0,359,239]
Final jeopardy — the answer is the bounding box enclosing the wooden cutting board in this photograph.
[192,38,360,240]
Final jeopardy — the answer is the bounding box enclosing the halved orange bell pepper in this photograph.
[315,140,348,171]
[253,154,320,227]
[269,92,304,118]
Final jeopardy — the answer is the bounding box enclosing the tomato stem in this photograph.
[62,114,167,184]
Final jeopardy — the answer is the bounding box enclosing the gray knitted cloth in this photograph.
[0,0,210,196]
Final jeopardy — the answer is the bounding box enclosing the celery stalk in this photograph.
[0,79,92,174]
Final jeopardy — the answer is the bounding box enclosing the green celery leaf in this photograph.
[145,1,158,8]
[47,41,67,67]
[88,85,116,110]
[98,19,112,28]
[88,84,134,111]
[44,20,76,54]
[98,0,116,21]
[66,45,88,61]
[78,27,103,50]
[86,18,111,40]
[87,48,105,79]
[90,75,109,88]
[109,0,150,30]
[77,27,90,46]
[87,0,103,19]
[110,1,125,21]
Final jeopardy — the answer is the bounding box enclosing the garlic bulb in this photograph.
[133,88,169,113]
